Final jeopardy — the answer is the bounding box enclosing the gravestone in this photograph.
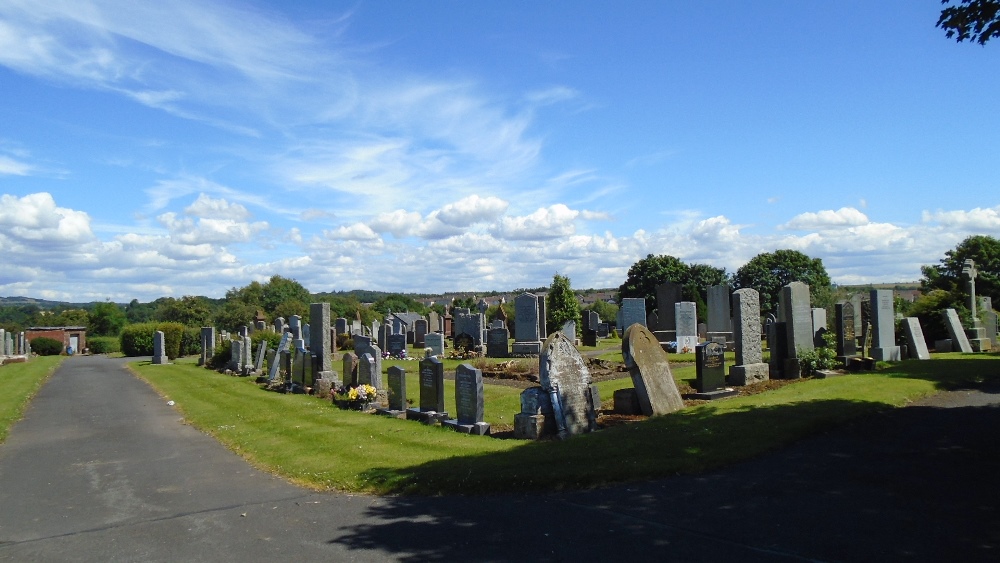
[811,308,827,347]
[407,356,447,422]
[963,259,991,351]
[310,302,336,383]
[870,289,901,361]
[692,341,735,399]
[621,324,685,415]
[984,308,999,348]
[513,386,555,439]
[655,282,682,338]
[0,329,5,355]
[424,333,445,356]
[779,282,813,378]
[428,311,441,333]
[152,331,168,365]
[902,317,930,360]
[597,323,610,338]
[581,321,598,347]
[268,332,292,380]
[561,320,576,340]
[835,302,858,363]
[387,334,407,357]
[351,319,362,335]
[587,310,600,331]
[443,364,490,435]
[378,322,389,351]
[617,298,647,335]
[539,332,598,438]
[254,340,267,372]
[335,317,348,335]
[537,295,547,338]
[342,351,358,387]
[768,321,788,379]
[942,308,973,353]
[646,311,659,332]
[200,327,216,366]
[487,327,509,358]
[706,284,732,342]
[729,288,769,385]
[512,292,542,355]
[675,301,698,353]
[230,338,242,371]
[387,366,407,413]
[289,316,302,340]
[358,352,382,389]
[414,319,428,348]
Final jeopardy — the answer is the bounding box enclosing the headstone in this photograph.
[512,293,542,355]
[962,259,991,351]
[289,315,302,340]
[358,352,382,389]
[200,327,216,365]
[942,308,973,353]
[655,282,683,337]
[254,340,267,372]
[902,317,930,360]
[935,339,954,353]
[835,302,858,361]
[597,323,610,338]
[675,301,698,353]
[310,302,335,382]
[729,288,769,385]
[513,386,555,439]
[694,341,734,398]
[617,298,647,336]
[230,338,242,371]
[414,319,428,348]
[870,289,901,361]
[706,284,732,341]
[302,323,311,343]
[767,321,788,379]
[342,351,358,387]
[537,295,547,338]
[152,331,168,364]
[387,334,407,357]
[487,327,509,358]
[424,332,445,356]
[268,332,292,380]
[335,317,348,335]
[983,308,999,348]
[351,319,362,335]
[387,366,407,411]
[778,282,813,378]
[561,320,576,340]
[444,364,489,435]
[428,311,441,333]
[646,311,660,332]
[621,324,685,416]
[378,322,389,351]
[587,310,600,331]
[540,332,597,438]
[581,321,598,347]
[811,308,827,347]
[418,356,445,413]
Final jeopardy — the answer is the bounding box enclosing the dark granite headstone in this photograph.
[454,363,486,430]
[387,334,406,357]
[387,365,406,410]
[836,302,858,359]
[696,341,726,393]
[486,327,508,357]
[454,332,475,353]
[419,356,445,412]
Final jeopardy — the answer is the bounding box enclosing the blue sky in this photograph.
[1,1,998,302]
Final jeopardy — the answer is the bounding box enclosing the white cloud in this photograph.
[922,206,1000,231]
[184,193,251,220]
[0,192,94,245]
[0,155,32,175]
[369,209,423,238]
[324,222,381,241]
[782,207,870,230]
[436,195,509,227]
[494,204,579,240]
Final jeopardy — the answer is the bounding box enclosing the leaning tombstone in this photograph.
[540,332,598,439]
[941,308,973,353]
[267,332,292,381]
[407,355,448,423]
[152,331,168,365]
[621,324,685,416]
[443,364,490,435]
[902,317,930,360]
[376,366,408,419]
[729,288,769,385]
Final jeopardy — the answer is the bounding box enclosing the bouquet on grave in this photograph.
[347,384,378,402]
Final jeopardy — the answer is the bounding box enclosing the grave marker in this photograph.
[622,324,685,415]
[729,288,769,385]
[443,364,490,435]
[902,317,930,360]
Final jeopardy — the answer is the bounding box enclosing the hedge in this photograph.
[120,322,188,359]
[31,337,63,356]
[88,336,120,354]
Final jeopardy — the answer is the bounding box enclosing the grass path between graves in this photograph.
[130,353,998,496]
[0,356,65,443]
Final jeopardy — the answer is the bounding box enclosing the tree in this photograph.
[125,299,156,324]
[685,263,730,323]
[732,250,832,315]
[260,276,311,314]
[921,235,1000,303]
[214,300,258,332]
[585,299,619,324]
[618,254,690,308]
[372,294,429,316]
[547,274,581,334]
[89,301,126,336]
[153,296,214,327]
[938,0,1000,45]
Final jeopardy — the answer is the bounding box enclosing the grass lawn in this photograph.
[0,356,65,443]
[129,352,998,496]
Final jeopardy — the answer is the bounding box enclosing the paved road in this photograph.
[0,355,997,561]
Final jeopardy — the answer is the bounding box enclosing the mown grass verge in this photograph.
[130,353,997,496]
[0,356,65,443]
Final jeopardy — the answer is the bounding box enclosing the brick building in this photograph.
[26,326,88,354]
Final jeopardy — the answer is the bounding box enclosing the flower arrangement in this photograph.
[348,384,378,402]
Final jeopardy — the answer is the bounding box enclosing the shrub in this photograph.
[180,327,202,357]
[252,330,282,349]
[88,336,120,354]
[336,333,354,351]
[121,322,157,356]
[207,341,232,370]
[798,331,838,375]
[31,337,63,356]
[158,322,184,359]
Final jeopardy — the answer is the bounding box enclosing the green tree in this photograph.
[585,299,619,324]
[618,254,690,309]
[125,299,156,324]
[261,276,311,314]
[273,299,309,322]
[921,235,1000,304]
[938,0,1000,45]
[732,249,832,315]
[372,294,429,316]
[450,296,477,313]
[214,300,258,332]
[547,274,581,335]
[89,301,126,336]
[153,296,214,327]
[51,308,89,327]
